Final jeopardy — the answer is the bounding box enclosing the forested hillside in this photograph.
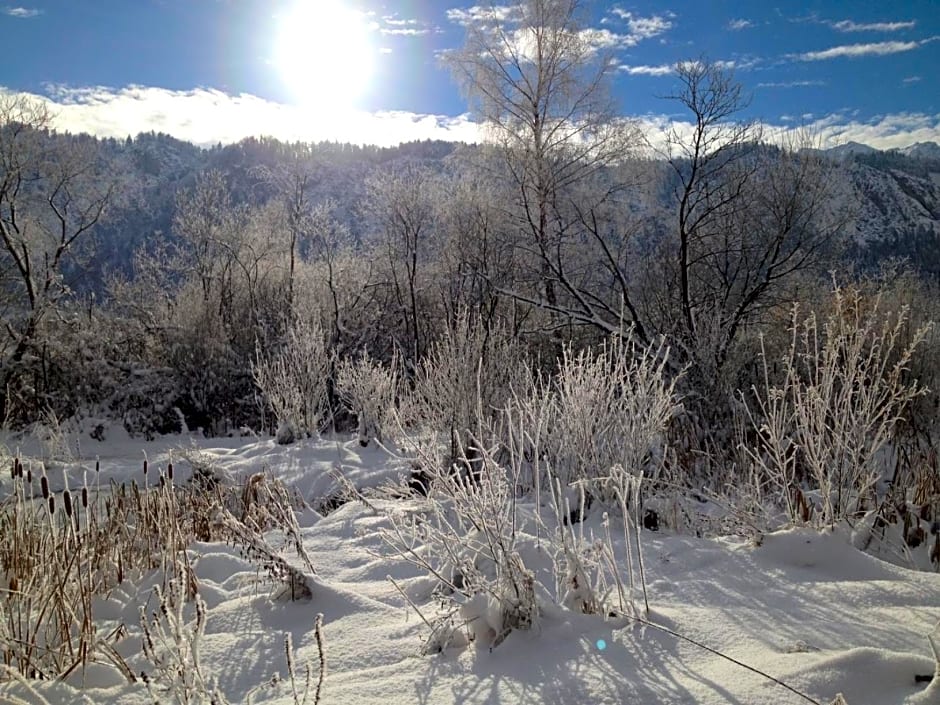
[36,130,940,297]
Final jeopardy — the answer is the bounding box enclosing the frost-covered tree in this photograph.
[447,0,643,334]
[649,60,847,385]
[363,164,439,362]
[0,95,114,422]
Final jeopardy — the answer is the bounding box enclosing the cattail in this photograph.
[285,633,295,675]
[95,459,100,473]
[26,467,32,484]
[10,460,14,480]
[167,462,174,481]
[143,459,148,477]
[41,475,49,500]
[16,459,23,478]
[81,486,88,509]
[63,490,73,518]
[48,495,55,515]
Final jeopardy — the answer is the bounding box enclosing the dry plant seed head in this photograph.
[285,633,294,672]
[26,467,32,484]
[41,476,49,500]
[143,459,148,476]
[167,462,173,481]
[48,495,55,515]
[63,490,73,518]
[95,459,100,473]
[81,486,88,509]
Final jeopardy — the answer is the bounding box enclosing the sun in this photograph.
[274,2,375,108]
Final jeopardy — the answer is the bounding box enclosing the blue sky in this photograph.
[1,0,937,148]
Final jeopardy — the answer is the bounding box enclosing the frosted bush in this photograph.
[382,331,682,645]
[403,310,527,469]
[542,335,681,496]
[334,351,400,447]
[743,286,930,526]
[252,317,332,442]
[381,436,538,649]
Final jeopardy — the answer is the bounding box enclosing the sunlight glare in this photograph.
[274,1,375,109]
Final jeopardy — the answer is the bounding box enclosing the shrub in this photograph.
[252,317,332,442]
[334,351,400,447]
[743,285,930,525]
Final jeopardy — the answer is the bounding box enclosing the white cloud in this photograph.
[380,15,437,36]
[3,6,41,18]
[796,39,923,61]
[445,5,520,27]
[571,12,674,52]
[714,58,758,71]
[667,58,755,74]
[727,18,754,31]
[831,19,916,33]
[578,28,628,50]
[638,111,940,152]
[447,4,671,51]
[380,27,433,36]
[6,84,937,154]
[607,10,673,45]
[902,75,922,84]
[797,111,940,150]
[8,85,482,148]
[383,16,420,27]
[757,80,827,88]
[618,63,673,76]
[617,58,755,78]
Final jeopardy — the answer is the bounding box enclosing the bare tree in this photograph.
[434,168,517,330]
[172,169,237,304]
[305,199,352,350]
[363,164,438,362]
[253,149,318,311]
[0,95,114,420]
[447,0,642,331]
[653,60,846,377]
[663,59,760,356]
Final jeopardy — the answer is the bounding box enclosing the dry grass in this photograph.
[0,457,315,687]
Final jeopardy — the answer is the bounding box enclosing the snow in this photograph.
[0,429,937,705]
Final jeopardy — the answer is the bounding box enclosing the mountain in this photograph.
[844,149,940,277]
[824,141,879,159]
[897,141,940,160]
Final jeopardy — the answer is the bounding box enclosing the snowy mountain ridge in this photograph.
[820,140,940,159]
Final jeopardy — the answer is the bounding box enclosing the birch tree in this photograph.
[447,0,643,335]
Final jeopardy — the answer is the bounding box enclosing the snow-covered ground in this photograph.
[1,428,937,705]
